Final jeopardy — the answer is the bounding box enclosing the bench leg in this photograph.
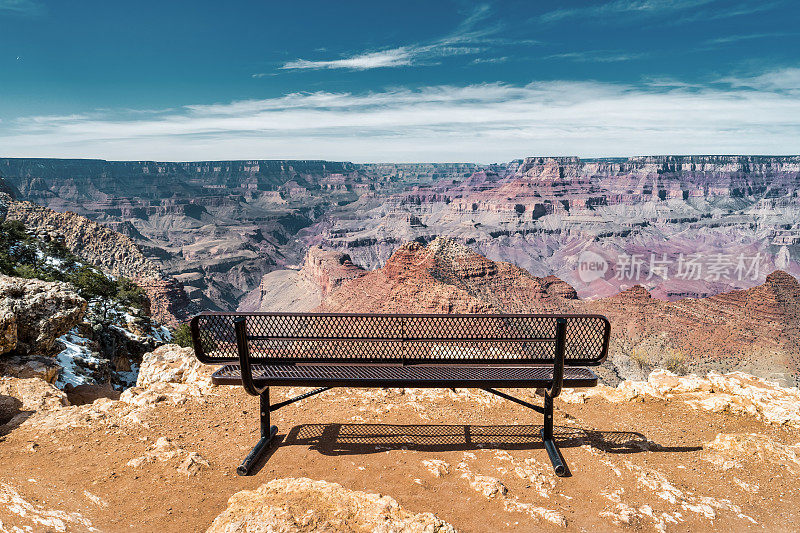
[237,388,278,476]
[541,392,567,477]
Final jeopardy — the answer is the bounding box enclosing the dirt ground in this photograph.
[1,384,798,532]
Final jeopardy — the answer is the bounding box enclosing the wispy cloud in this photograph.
[2,69,799,162]
[282,48,414,71]
[545,50,646,63]
[720,67,800,92]
[704,32,798,46]
[273,4,528,72]
[673,1,784,23]
[472,56,508,64]
[539,0,716,23]
[0,0,44,15]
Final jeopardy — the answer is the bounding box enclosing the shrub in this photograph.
[171,322,217,353]
[663,350,689,375]
[68,265,117,300]
[116,277,149,312]
[629,348,649,369]
[172,323,193,348]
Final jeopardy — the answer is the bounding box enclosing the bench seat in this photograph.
[212,364,599,388]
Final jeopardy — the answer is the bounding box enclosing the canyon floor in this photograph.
[1,358,799,532]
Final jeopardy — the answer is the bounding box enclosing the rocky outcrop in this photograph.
[704,433,800,472]
[0,275,86,356]
[4,201,200,325]
[134,344,214,391]
[132,277,198,326]
[0,376,68,427]
[0,355,62,383]
[299,246,366,296]
[587,270,800,385]
[561,369,800,428]
[206,478,456,533]
[118,344,215,408]
[242,246,367,312]
[319,237,577,314]
[7,201,162,280]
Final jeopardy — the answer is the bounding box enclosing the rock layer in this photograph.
[318,237,576,314]
[7,201,162,280]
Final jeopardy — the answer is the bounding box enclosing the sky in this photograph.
[0,0,798,163]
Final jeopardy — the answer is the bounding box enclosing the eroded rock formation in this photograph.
[0,275,86,356]
[7,201,162,280]
[318,237,577,314]
[309,238,800,384]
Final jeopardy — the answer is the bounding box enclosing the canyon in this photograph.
[4,155,799,315]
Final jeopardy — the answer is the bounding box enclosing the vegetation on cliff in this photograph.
[0,219,148,318]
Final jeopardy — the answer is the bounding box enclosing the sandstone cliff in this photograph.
[6,201,197,325]
[587,270,800,385]
[7,201,162,280]
[132,277,199,327]
[318,237,577,314]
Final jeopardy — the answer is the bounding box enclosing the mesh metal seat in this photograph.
[212,364,599,388]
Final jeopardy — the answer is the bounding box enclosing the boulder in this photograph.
[206,478,456,533]
[0,275,86,355]
[0,376,69,428]
[135,344,214,390]
[0,355,62,383]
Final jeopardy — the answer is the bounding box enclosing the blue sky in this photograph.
[0,0,798,162]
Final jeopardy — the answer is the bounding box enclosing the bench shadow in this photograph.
[245,423,701,475]
[276,423,701,457]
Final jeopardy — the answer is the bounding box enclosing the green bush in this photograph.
[171,322,217,353]
[115,277,149,312]
[172,323,193,347]
[67,265,117,300]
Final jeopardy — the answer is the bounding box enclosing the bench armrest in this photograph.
[546,318,567,398]
[234,317,268,396]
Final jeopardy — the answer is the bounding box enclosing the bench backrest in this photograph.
[190,312,610,366]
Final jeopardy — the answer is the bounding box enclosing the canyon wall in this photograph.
[4,155,800,312]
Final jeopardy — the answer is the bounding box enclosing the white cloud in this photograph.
[472,57,508,64]
[704,32,798,46]
[720,67,800,92]
[281,48,413,71]
[275,4,524,72]
[545,51,646,63]
[2,73,799,162]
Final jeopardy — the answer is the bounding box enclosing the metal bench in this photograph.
[190,312,611,476]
